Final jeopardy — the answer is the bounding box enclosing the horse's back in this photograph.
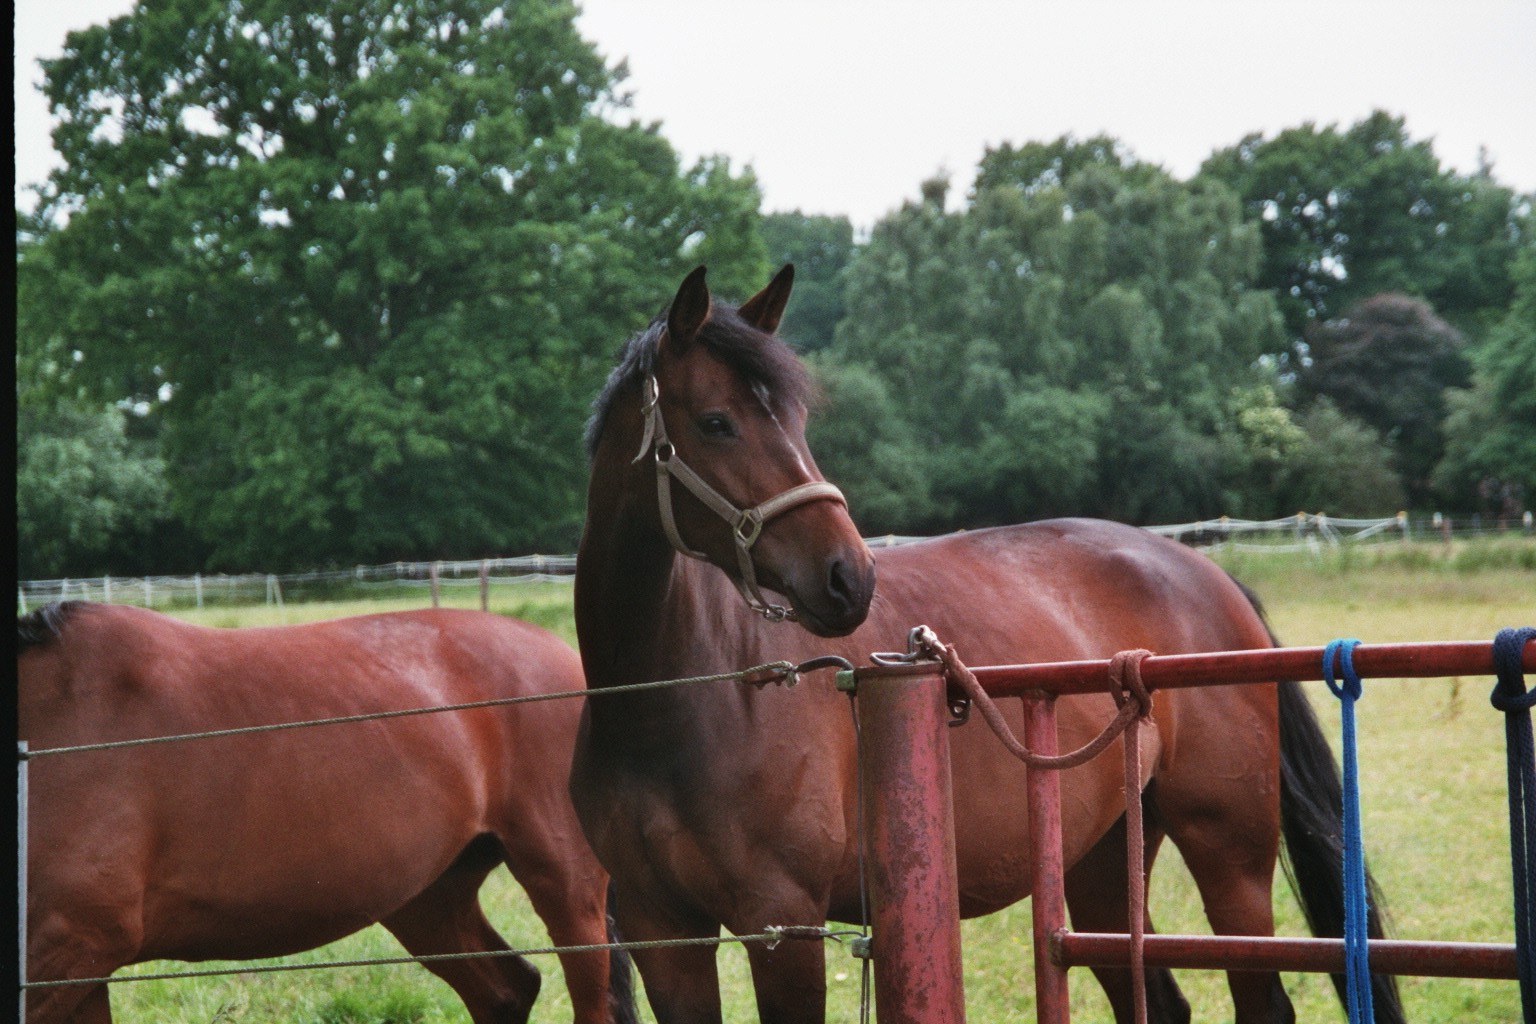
[866,518,1270,661]
[20,603,589,964]
[20,604,583,736]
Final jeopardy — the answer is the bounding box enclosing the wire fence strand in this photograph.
[18,661,803,760]
[23,926,865,991]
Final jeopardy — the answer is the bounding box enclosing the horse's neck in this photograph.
[575,498,753,688]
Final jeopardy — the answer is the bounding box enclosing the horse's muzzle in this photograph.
[792,548,876,638]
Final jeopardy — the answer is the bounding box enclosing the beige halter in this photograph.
[633,373,847,622]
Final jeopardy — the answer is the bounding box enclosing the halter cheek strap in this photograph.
[634,374,847,622]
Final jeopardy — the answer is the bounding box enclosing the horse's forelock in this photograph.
[700,307,815,414]
[584,304,813,461]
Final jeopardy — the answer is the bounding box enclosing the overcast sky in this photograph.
[15,0,1536,229]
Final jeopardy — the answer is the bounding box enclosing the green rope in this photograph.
[19,661,800,759]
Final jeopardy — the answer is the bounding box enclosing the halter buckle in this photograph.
[734,510,766,548]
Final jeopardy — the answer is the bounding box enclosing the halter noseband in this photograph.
[633,373,847,622]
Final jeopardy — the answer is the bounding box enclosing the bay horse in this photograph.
[570,265,1405,1024]
[19,603,637,1024]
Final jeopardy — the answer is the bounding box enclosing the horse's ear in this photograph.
[666,266,712,352]
[737,263,795,335]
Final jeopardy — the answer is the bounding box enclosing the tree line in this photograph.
[17,0,1536,579]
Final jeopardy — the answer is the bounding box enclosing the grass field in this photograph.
[74,538,1536,1022]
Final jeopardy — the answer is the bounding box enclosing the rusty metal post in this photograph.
[1024,692,1071,1024]
[855,663,967,1024]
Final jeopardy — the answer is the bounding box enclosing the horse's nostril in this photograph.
[827,558,864,613]
[828,560,847,596]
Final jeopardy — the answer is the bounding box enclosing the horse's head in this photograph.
[589,265,876,637]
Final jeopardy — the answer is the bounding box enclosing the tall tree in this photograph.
[24,0,767,570]
[1201,111,1522,344]
[16,398,175,580]
[1296,293,1469,505]
[760,211,855,351]
[827,141,1286,529]
[1434,245,1536,512]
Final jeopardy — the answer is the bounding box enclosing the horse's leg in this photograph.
[26,908,135,1024]
[609,888,724,1024]
[25,982,112,1024]
[1064,807,1190,1024]
[742,924,827,1024]
[1155,723,1294,1024]
[501,833,622,1024]
[381,840,542,1024]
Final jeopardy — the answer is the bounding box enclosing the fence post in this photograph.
[104,575,112,604]
[17,589,26,615]
[479,560,489,612]
[853,663,967,1024]
[1025,692,1072,1024]
[18,741,29,1023]
[430,563,442,608]
[143,578,152,608]
[194,573,203,609]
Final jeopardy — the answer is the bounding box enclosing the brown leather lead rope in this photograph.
[927,636,1150,771]
[1110,649,1154,1024]
[917,630,1154,1022]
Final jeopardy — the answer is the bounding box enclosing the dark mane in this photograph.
[19,600,85,650]
[584,302,815,459]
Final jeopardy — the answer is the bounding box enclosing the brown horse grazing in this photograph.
[570,265,1405,1024]
[19,603,637,1024]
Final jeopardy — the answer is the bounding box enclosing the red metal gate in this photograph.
[849,639,1533,1022]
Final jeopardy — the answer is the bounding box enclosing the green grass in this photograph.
[93,540,1533,1022]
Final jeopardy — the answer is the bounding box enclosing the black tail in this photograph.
[605,882,640,1024]
[1234,578,1407,1024]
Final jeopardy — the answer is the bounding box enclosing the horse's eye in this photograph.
[697,413,737,439]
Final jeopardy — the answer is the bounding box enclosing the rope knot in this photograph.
[1324,638,1365,701]
[1491,627,1536,712]
[1109,649,1155,721]
[762,924,830,949]
[740,660,801,688]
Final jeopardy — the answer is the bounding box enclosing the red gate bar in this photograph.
[973,639,1535,699]
[855,664,968,1024]
[1058,933,1519,980]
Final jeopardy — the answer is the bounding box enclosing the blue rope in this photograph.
[1323,638,1374,1024]
[1492,626,1536,1024]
